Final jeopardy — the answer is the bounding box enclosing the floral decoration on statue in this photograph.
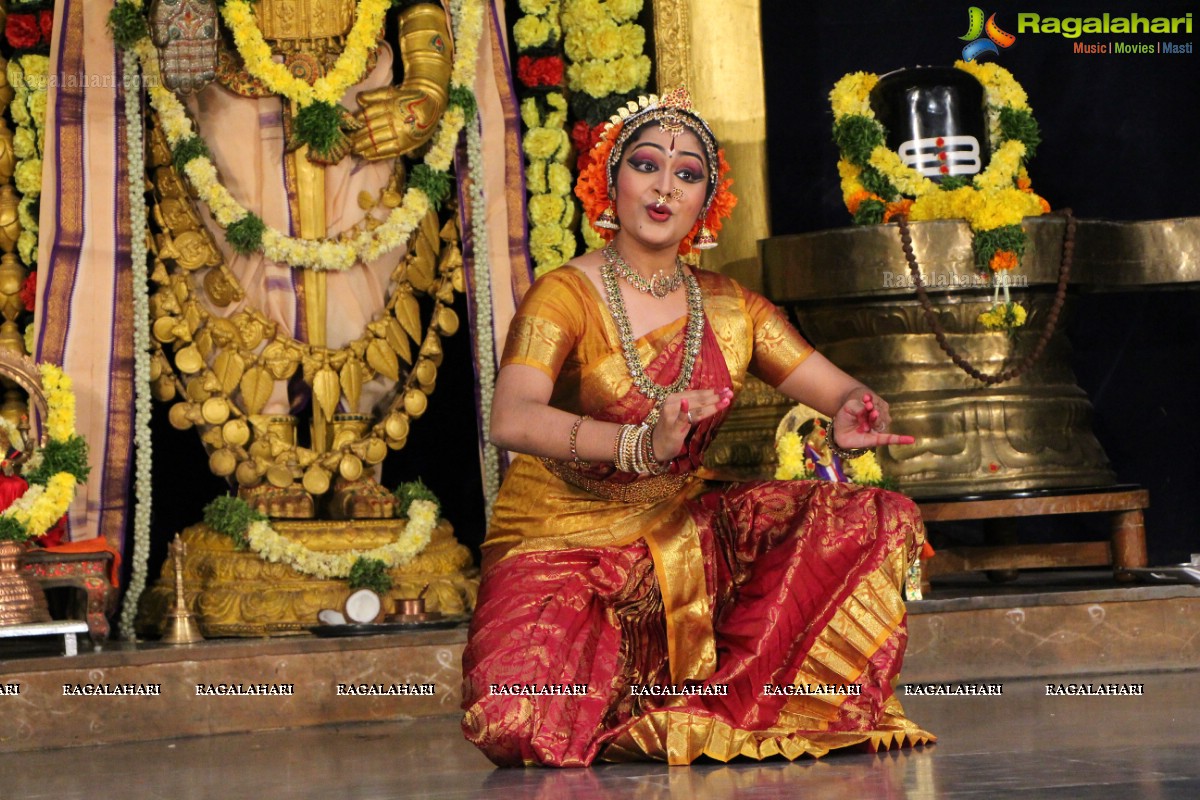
[0,364,91,543]
[830,61,1049,331]
[218,0,391,159]
[107,0,485,272]
[201,480,440,580]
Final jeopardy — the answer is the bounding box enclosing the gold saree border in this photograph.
[602,549,934,764]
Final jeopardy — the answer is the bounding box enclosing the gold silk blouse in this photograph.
[502,266,811,410]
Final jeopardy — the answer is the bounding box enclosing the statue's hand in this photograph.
[289,107,363,166]
[350,85,446,162]
[149,0,219,95]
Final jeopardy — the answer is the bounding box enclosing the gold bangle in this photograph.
[643,427,670,475]
[569,415,591,467]
[633,424,650,474]
[621,424,639,473]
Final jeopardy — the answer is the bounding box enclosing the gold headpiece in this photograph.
[600,88,720,204]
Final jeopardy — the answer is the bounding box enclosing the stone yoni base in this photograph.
[137,519,479,638]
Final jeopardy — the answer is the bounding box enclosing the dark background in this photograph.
[128,0,1198,600]
[761,0,1200,563]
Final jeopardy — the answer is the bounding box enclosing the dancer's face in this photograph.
[612,126,709,253]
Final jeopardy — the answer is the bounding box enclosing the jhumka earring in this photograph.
[692,223,717,250]
[595,203,620,230]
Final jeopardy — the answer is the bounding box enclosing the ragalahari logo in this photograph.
[960,7,1017,60]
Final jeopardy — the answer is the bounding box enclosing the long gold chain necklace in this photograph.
[603,245,685,298]
[599,258,705,404]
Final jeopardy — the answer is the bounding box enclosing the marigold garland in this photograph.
[830,61,1049,331]
[8,54,49,271]
[218,0,390,157]
[0,364,89,542]
[512,0,577,274]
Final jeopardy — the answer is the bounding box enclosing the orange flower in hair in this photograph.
[575,128,619,242]
[574,90,738,255]
[678,148,736,256]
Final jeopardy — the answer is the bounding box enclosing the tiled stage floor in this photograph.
[3,669,1196,799]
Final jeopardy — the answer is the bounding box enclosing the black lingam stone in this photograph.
[869,67,990,183]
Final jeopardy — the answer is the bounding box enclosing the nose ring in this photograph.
[670,188,684,201]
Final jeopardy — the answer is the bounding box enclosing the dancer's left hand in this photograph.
[832,392,916,450]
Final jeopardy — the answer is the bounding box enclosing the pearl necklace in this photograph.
[603,245,685,299]
[599,258,705,404]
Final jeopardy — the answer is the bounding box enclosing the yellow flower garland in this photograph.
[243,498,439,579]
[830,61,1046,228]
[219,0,390,108]
[830,61,1049,330]
[8,55,49,269]
[519,0,650,271]
[0,364,83,540]
[562,0,650,97]
[130,0,485,272]
[520,92,577,273]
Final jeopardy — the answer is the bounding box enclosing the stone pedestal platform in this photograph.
[5,576,1200,753]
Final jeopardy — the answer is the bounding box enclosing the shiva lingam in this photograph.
[744,66,1116,496]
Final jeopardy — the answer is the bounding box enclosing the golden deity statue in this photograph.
[139,0,478,636]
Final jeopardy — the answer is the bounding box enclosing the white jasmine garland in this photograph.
[240,498,439,579]
[465,108,500,521]
[119,49,156,640]
[127,0,485,272]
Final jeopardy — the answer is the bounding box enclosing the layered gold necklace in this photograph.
[603,245,685,298]
[599,253,705,404]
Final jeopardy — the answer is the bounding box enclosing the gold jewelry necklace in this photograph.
[603,245,685,299]
[599,257,705,403]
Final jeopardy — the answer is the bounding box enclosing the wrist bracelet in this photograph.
[643,425,670,475]
[826,419,871,461]
[616,423,639,473]
[569,415,591,467]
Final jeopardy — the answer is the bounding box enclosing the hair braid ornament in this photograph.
[574,88,737,256]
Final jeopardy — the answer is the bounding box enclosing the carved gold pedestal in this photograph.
[761,217,1115,498]
[137,519,479,637]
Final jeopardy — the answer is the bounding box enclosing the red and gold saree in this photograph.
[462,267,933,766]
